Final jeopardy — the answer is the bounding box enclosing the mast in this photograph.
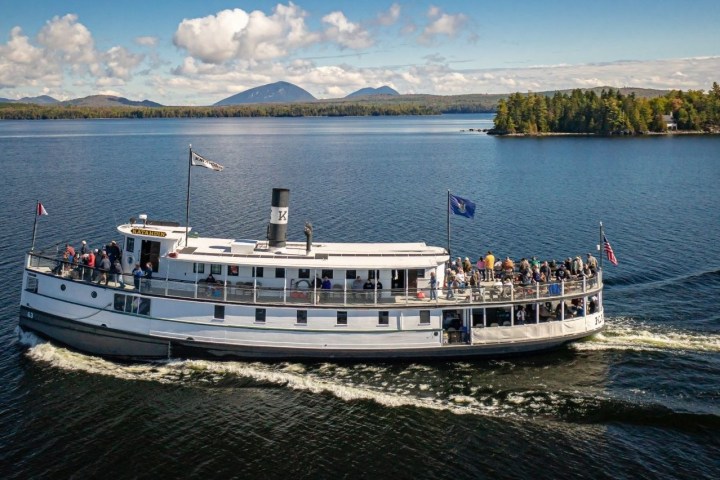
[599,221,603,270]
[446,190,451,258]
[185,144,192,247]
[31,199,39,251]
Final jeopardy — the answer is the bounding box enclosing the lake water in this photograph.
[1,115,719,478]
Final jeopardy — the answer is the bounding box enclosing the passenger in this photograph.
[112,258,125,287]
[321,276,332,290]
[429,271,438,300]
[65,244,76,264]
[463,257,472,274]
[555,264,568,281]
[586,253,598,273]
[476,257,486,282]
[539,302,553,321]
[107,240,121,264]
[80,240,89,256]
[516,305,526,324]
[540,261,551,281]
[532,266,542,283]
[375,279,383,295]
[572,256,583,276]
[363,278,374,290]
[445,269,456,300]
[455,268,466,291]
[502,257,515,278]
[132,263,144,290]
[531,256,540,269]
[98,253,111,285]
[86,249,96,281]
[484,251,495,281]
[205,272,217,284]
[352,276,363,299]
[143,262,153,290]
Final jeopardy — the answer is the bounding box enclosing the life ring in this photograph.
[294,279,311,289]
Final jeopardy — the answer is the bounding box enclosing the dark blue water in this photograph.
[1,115,719,479]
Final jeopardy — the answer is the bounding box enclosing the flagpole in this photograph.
[599,221,604,270]
[31,200,39,251]
[185,144,192,247]
[446,190,451,258]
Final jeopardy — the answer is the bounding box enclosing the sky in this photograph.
[1,0,719,105]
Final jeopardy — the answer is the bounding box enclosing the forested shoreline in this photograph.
[491,83,720,135]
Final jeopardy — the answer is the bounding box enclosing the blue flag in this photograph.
[449,193,476,218]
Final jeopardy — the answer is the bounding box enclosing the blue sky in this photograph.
[1,0,718,104]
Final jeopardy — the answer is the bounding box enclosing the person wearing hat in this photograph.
[462,257,472,274]
[80,240,89,255]
[107,240,121,264]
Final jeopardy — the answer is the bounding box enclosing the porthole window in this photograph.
[91,291,97,298]
[60,284,66,291]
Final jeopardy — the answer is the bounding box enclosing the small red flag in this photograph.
[37,202,48,216]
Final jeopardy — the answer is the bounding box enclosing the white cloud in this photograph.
[37,14,96,64]
[0,27,60,88]
[173,3,319,64]
[418,8,467,44]
[102,46,144,80]
[135,36,158,47]
[322,11,374,49]
[377,3,401,26]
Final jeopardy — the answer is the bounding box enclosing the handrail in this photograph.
[26,252,602,308]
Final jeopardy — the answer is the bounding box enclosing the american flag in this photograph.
[603,234,618,266]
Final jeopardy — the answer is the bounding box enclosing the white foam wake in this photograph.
[572,317,720,353]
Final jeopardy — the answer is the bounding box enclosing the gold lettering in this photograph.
[130,228,167,238]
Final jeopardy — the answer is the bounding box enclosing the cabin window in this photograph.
[275,268,285,278]
[337,311,348,325]
[297,310,307,325]
[211,264,222,275]
[25,276,38,293]
[255,308,266,323]
[253,267,264,278]
[419,310,431,325]
[486,307,512,327]
[193,263,205,274]
[368,270,379,280]
[125,237,135,253]
[113,294,150,316]
[416,269,426,278]
[321,269,333,279]
[228,265,239,276]
[345,270,356,280]
[214,305,225,320]
[378,311,389,326]
[298,269,310,279]
[472,308,485,327]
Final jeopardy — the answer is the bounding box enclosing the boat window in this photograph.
[214,305,225,320]
[419,310,431,325]
[211,264,222,275]
[345,270,356,280]
[378,311,389,326]
[253,267,264,278]
[368,270,379,280]
[275,268,285,278]
[322,269,333,279]
[297,310,307,324]
[228,265,239,276]
[193,263,205,274]
[472,308,485,327]
[298,269,310,279]
[25,276,38,293]
[113,294,151,316]
[255,308,266,323]
[486,307,511,327]
[125,237,134,253]
[337,311,347,325]
[416,269,426,278]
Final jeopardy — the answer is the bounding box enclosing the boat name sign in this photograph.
[130,228,167,238]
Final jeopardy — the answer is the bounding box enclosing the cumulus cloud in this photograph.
[322,11,374,49]
[37,14,96,64]
[102,46,144,80]
[418,7,467,44]
[135,36,158,47]
[0,27,60,88]
[173,3,318,64]
[377,3,401,26]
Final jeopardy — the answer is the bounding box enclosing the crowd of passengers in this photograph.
[442,251,599,300]
[52,240,151,290]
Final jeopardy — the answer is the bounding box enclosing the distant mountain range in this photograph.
[345,86,399,98]
[0,83,672,110]
[214,81,315,106]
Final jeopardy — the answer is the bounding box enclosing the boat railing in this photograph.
[26,252,602,308]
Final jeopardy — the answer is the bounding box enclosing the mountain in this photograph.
[60,95,162,107]
[0,95,59,104]
[214,81,315,106]
[345,86,399,98]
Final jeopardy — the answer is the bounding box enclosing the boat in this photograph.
[19,188,605,360]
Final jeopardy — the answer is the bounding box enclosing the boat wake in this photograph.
[19,324,720,428]
[572,316,720,353]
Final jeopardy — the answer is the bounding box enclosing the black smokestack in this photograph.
[267,188,289,249]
